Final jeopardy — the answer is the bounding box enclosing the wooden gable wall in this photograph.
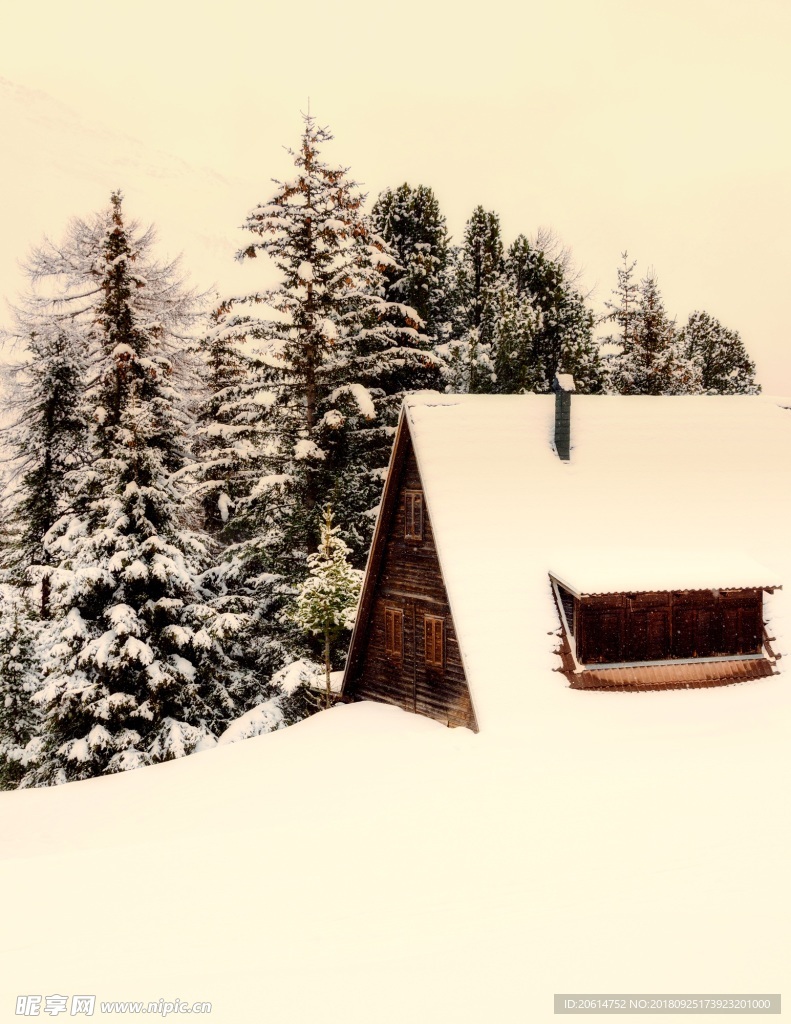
[342,418,477,732]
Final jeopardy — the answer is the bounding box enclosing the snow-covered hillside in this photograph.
[1,664,788,1021]
[0,76,263,330]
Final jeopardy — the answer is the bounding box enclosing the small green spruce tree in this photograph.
[293,507,362,710]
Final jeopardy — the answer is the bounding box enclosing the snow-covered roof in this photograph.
[403,393,791,732]
[549,549,778,597]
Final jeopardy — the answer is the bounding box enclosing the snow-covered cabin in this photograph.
[341,385,789,732]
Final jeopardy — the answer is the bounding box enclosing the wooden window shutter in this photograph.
[425,615,444,668]
[404,490,423,541]
[385,606,403,662]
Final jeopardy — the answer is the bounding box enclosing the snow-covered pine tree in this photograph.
[212,115,426,583]
[490,282,542,394]
[370,183,451,345]
[192,305,255,540]
[189,307,288,697]
[22,192,251,785]
[292,506,362,709]
[0,586,40,789]
[602,251,640,356]
[1,315,88,616]
[502,234,603,394]
[678,310,760,395]
[443,207,505,393]
[603,263,700,395]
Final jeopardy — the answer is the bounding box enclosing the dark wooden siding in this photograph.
[577,589,764,665]
[557,584,576,635]
[344,431,477,731]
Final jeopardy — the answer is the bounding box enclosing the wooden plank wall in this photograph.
[577,589,764,665]
[347,435,477,731]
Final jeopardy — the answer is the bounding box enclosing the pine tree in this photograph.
[548,288,604,394]
[192,306,254,540]
[496,234,602,393]
[292,506,362,709]
[444,207,504,393]
[370,183,450,343]
[603,263,699,395]
[1,291,90,618]
[190,308,290,694]
[0,587,40,789]
[490,283,542,394]
[602,251,640,354]
[199,115,427,686]
[21,193,251,785]
[212,115,426,576]
[679,311,760,395]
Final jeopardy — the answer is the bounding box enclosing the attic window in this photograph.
[405,490,423,541]
[425,615,444,669]
[384,606,403,662]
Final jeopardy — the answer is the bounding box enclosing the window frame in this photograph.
[404,489,424,542]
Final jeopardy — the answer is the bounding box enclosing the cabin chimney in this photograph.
[552,373,575,461]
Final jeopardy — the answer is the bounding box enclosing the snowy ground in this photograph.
[1,664,788,1022]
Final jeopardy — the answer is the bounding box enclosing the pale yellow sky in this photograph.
[2,0,789,389]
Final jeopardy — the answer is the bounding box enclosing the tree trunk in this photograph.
[324,630,332,710]
[40,571,51,621]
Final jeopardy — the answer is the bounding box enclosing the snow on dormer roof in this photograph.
[549,548,778,597]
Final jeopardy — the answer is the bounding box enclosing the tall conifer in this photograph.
[22,194,249,785]
[206,117,424,577]
[444,207,504,393]
[602,251,640,354]
[371,183,450,344]
[603,261,700,395]
[202,116,425,677]
[501,234,602,393]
